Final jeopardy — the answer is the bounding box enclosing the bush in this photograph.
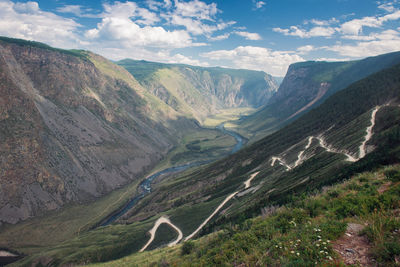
[181,241,195,255]
[384,169,400,182]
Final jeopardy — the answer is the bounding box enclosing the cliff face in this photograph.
[0,39,191,224]
[117,60,278,122]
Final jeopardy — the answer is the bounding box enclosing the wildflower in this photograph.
[296,252,300,256]
[291,251,294,254]
[320,250,324,254]
[317,235,321,239]
[323,242,327,245]
[327,256,333,261]
[316,244,320,247]
[297,239,301,243]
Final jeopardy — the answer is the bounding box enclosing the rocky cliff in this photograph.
[0,37,194,225]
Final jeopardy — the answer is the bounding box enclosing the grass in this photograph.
[87,165,400,267]
[202,107,257,128]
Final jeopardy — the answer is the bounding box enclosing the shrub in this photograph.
[384,169,400,182]
[181,241,195,255]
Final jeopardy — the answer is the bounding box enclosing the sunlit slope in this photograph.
[117,59,278,123]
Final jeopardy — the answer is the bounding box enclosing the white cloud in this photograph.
[273,26,335,38]
[85,2,203,48]
[57,5,83,16]
[297,45,314,54]
[234,31,262,40]
[339,10,400,35]
[253,1,266,9]
[0,0,82,48]
[305,18,339,26]
[209,32,230,41]
[56,4,98,18]
[326,35,400,58]
[378,2,396,13]
[201,46,304,76]
[315,57,350,62]
[174,0,218,21]
[168,14,233,35]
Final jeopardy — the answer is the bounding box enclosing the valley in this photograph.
[0,36,400,267]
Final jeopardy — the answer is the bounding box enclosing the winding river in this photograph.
[99,124,245,227]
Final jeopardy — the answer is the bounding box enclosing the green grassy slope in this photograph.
[89,165,400,267]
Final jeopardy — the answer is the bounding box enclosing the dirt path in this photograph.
[359,106,379,159]
[271,156,292,170]
[184,191,238,241]
[0,250,17,257]
[140,216,183,252]
[184,172,260,241]
[332,223,375,267]
[294,136,313,167]
[316,136,357,162]
[244,171,260,189]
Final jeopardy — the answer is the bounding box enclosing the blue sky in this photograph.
[1,0,400,76]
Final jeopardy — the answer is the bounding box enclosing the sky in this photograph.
[1,0,400,76]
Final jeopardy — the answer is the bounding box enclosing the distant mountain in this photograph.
[238,52,400,140]
[0,37,198,225]
[117,59,278,122]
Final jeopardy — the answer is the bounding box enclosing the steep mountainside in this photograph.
[0,37,197,225]
[237,51,400,139]
[117,59,278,122]
[15,57,400,266]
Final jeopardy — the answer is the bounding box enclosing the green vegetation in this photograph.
[87,165,400,267]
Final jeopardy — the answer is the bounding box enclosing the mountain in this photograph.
[13,56,400,266]
[237,51,400,140]
[0,36,200,225]
[117,59,278,122]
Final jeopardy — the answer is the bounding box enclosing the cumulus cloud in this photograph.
[0,0,82,48]
[339,10,400,36]
[273,26,335,38]
[201,46,304,76]
[85,2,203,48]
[325,30,400,57]
[174,0,218,21]
[234,31,262,40]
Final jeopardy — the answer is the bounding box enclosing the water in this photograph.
[99,124,245,227]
